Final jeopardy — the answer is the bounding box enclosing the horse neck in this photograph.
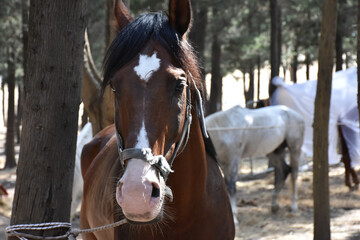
[167,112,208,212]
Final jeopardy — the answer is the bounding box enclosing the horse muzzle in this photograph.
[116,158,166,224]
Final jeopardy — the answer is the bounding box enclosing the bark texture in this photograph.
[10,1,86,239]
[269,0,281,97]
[313,0,337,238]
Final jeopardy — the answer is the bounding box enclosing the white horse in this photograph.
[206,105,305,222]
[71,122,93,217]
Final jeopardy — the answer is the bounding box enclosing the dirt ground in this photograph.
[234,158,360,240]
[0,130,360,239]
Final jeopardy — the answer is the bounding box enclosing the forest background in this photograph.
[0,0,357,238]
[1,0,357,126]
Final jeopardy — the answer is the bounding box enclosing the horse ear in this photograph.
[114,0,133,32]
[168,0,192,36]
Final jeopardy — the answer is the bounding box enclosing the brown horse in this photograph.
[80,0,235,239]
[338,125,359,191]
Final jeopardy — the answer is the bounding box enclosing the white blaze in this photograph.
[136,121,150,148]
[134,52,161,82]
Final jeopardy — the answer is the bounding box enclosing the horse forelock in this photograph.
[102,11,204,99]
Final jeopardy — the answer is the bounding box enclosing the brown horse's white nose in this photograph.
[116,159,163,223]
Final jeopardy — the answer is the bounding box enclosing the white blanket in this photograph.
[271,67,360,167]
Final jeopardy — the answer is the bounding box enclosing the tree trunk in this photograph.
[358,0,360,130]
[2,81,5,126]
[17,0,29,144]
[305,53,311,80]
[290,54,298,83]
[290,42,298,83]
[207,33,222,115]
[189,0,207,76]
[9,1,86,239]
[269,0,281,97]
[249,67,254,102]
[335,29,343,71]
[257,56,261,100]
[335,0,345,72]
[4,50,16,169]
[313,0,337,238]
[16,87,22,144]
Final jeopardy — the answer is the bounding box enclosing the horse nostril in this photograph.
[151,183,160,198]
[116,181,124,205]
[117,181,124,193]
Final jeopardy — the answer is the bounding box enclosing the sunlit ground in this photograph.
[234,156,360,240]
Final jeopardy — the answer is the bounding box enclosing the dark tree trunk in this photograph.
[290,42,298,83]
[313,0,337,238]
[243,72,246,88]
[16,0,29,144]
[4,51,16,169]
[358,0,360,130]
[257,56,261,100]
[2,81,5,126]
[335,0,345,72]
[305,53,311,80]
[16,87,22,144]
[207,33,222,115]
[290,54,298,83]
[335,30,343,71]
[269,0,281,97]
[9,1,86,239]
[189,0,207,76]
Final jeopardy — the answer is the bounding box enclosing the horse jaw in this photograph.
[116,159,166,223]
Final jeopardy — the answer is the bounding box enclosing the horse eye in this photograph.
[109,82,117,93]
[175,80,187,93]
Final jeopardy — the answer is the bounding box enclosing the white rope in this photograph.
[6,222,72,240]
[71,219,128,236]
[207,125,286,132]
[206,121,359,132]
[6,219,128,240]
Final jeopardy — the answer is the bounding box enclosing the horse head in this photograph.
[102,0,207,225]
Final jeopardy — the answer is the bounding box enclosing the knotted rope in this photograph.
[6,219,128,240]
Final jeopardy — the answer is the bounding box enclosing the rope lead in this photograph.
[6,219,128,240]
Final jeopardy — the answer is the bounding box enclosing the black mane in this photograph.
[102,11,200,89]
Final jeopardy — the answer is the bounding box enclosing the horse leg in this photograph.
[338,126,354,190]
[349,167,359,191]
[341,155,352,189]
[289,149,299,212]
[342,153,359,191]
[224,157,239,227]
[267,151,289,213]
